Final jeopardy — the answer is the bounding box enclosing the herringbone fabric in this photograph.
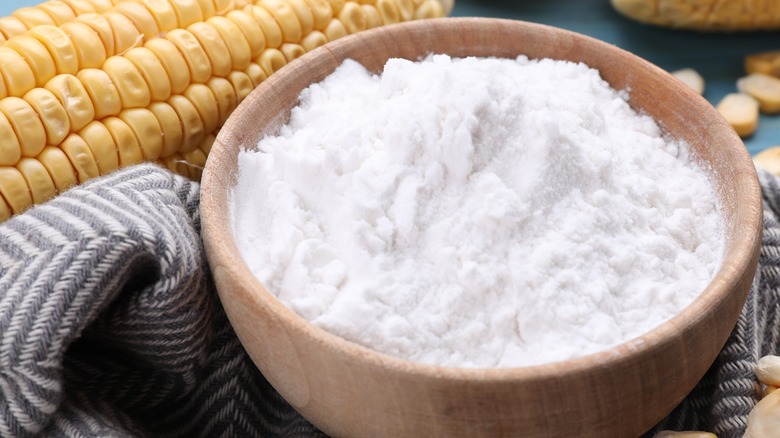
[0,163,777,437]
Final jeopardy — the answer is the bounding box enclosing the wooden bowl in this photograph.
[200,17,762,438]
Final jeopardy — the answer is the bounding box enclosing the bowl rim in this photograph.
[201,16,763,383]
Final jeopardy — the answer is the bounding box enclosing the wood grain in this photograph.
[200,17,762,438]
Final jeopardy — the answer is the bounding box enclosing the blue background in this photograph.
[2,0,778,155]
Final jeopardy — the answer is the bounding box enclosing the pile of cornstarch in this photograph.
[231,54,724,368]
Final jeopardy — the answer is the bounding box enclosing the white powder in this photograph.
[231,55,724,368]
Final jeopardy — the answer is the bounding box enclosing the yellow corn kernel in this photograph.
[23,88,71,146]
[86,0,115,14]
[124,47,172,102]
[338,2,367,34]
[0,111,21,166]
[60,21,108,70]
[198,132,215,156]
[38,146,78,193]
[226,9,266,58]
[362,4,382,28]
[206,77,237,127]
[143,38,191,95]
[328,0,346,14]
[76,68,122,119]
[259,0,303,42]
[78,120,119,175]
[102,56,151,109]
[227,70,254,106]
[103,11,143,55]
[753,146,780,176]
[0,167,33,214]
[114,2,161,42]
[183,83,219,134]
[671,68,705,95]
[280,43,305,62]
[39,0,78,26]
[246,5,283,49]
[59,0,98,15]
[244,61,267,88]
[158,151,191,178]
[0,17,28,40]
[414,0,444,19]
[737,73,780,114]
[0,47,36,98]
[300,30,327,51]
[0,97,47,158]
[0,195,10,221]
[746,51,780,78]
[102,116,145,167]
[288,0,316,35]
[76,13,115,58]
[323,17,347,41]
[148,101,183,158]
[256,48,287,76]
[376,0,400,24]
[168,94,204,153]
[182,146,206,179]
[171,0,205,28]
[394,0,414,21]
[165,29,212,84]
[128,0,178,33]
[197,0,217,18]
[717,92,759,138]
[212,0,233,15]
[188,21,232,77]
[16,157,57,205]
[29,25,79,76]
[45,74,96,132]
[118,108,164,161]
[304,0,333,30]
[12,7,57,30]
[209,16,252,72]
[60,133,99,183]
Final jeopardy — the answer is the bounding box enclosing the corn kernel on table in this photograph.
[0,1,778,438]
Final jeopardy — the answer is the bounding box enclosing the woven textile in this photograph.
[0,163,777,437]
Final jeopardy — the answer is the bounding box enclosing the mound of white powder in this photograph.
[231,54,724,368]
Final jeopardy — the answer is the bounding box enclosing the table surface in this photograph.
[2,0,778,155]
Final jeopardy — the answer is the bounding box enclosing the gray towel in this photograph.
[0,163,777,437]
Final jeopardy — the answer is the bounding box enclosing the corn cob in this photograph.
[611,0,780,32]
[0,0,451,222]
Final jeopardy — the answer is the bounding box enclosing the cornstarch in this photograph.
[231,55,724,368]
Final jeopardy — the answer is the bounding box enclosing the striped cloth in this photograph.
[0,163,777,437]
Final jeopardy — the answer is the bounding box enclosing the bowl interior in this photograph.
[201,17,762,438]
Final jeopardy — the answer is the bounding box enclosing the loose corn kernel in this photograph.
[0,46,37,98]
[78,120,119,175]
[716,92,759,138]
[745,388,780,438]
[45,74,96,132]
[16,157,57,205]
[0,97,47,158]
[671,68,705,95]
[737,73,780,114]
[37,145,78,193]
[746,51,780,78]
[165,28,212,83]
[23,88,71,146]
[756,355,780,387]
